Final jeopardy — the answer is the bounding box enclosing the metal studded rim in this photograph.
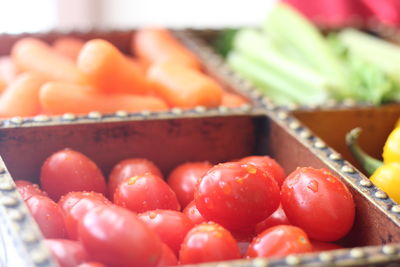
[375,191,388,199]
[286,255,301,265]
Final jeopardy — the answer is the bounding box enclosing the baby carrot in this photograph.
[77,39,151,95]
[0,56,19,84]
[133,28,202,69]
[12,38,86,84]
[147,61,223,108]
[0,72,45,117]
[52,37,85,61]
[221,92,248,107]
[39,82,168,115]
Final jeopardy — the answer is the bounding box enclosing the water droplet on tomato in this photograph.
[128,176,140,185]
[307,180,318,192]
[219,181,232,195]
[149,212,157,219]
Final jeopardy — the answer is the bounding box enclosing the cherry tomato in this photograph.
[281,167,355,242]
[179,222,241,264]
[255,205,291,234]
[114,173,180,213]
[311,240,343,252]
[40,149,107,201]
[246,225,312,258]
[77,263,106,267]
[108,158,163,199]
[240,155,286,187]
[183,200,206,225]
[58,191,109,215]
[45,239,88,267]
[195,162,280,230]
[138,209,194,255]
[167,161,212,208]
[61,192,110,239]
[157,243,178,267]
[15,180,47,201]
[78,205,163,267]
[26,195,67,238]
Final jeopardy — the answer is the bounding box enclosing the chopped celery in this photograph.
[263,3,351,98]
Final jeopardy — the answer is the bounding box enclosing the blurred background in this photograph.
[0,0,278,33]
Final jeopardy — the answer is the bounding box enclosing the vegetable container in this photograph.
[0,30,400,267]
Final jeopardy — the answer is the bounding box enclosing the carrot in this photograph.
[11,37,86,84]
[0,79,5,95]
[52,37,85,61]
[40,82,168,115]
[0,56,19,84]
[221,92,249,107]
[147,61,223,108]
[0,72,45,117]
[77,39,151,95]
[133,28,202,69]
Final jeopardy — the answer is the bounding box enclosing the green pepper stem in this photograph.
[346,127,383,175]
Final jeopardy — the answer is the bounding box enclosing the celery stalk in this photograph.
[263,3,350,98]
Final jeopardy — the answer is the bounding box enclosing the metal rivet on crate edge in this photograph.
[359,179,372,187]
[319,252,334,262]
[341,165,355,173]
[350,248,365,259]
[8,208,24,221]
[250,90,262,99]
[194,106,206,113]
[286,255,301,265]
[33,115,50,122]
[0,195,19,207]
[88,111,102,119]
[218,106,228,113]
[252,258,268,267]
[286,103,299,111]
[10,116,23,125]
[343,98,357,106]
[62,113,76,121]
[31,246,50,264]
[314,140,326,149]
[0,166,6,174]
[21,229,37,243]
[215,263,231,267]
[141,110,151,116]
[375,191,388,199]
[329,153,342,161]
[0,180,14,191]
[299,129,312,139]
[240,104,251,112]
[382,245,397,255]
[277,111,289,120]
[171,108,183,115]
[391,205,400,213]
[115,110,128,118]
[289,121,301,130]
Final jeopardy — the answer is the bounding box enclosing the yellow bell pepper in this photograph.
[370,162,400,203]
[383,126,400,164]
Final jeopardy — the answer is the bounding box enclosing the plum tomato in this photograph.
[195,162,280,230]
[40,149,107,201]
[311,240,343,252]
[61,192,110,239]
[240,155,286,187]
[45,239,88,267]
[15,180,47,201]
[167,161,212,208]
[255,205,291,235]
[78,205,163,267]
[183,200,206,225]
[157,243,178,267]
[113,173,180,213]
[179,222,241,264]
[108,158,163,199]
[26,195,67,238]
[246,225,312,258]
[281,167,355,242]
[138,209,194,255]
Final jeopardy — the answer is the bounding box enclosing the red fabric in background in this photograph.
[284,0,400,28]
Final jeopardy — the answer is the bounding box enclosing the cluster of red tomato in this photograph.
[16,149,356,267]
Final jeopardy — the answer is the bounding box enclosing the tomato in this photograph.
[240,155,286,187]
[311,240,343,252]
[40,149,107,201]
[108,158,163,199]
[195,162,280,230]
[26,195,67,238]
[255,205,291,234]
[281,167,355,242]
[138,209,194,255]
[167,161,212,208]
[15,180,47,201]
[179,222,241,264]
[113,173,180,213]
[246,225,312,258]
[61,192,110,239]
[77,263,106,267]
[78,205,163,267]
[183,201,206,225]
[45,239,88,267]
[157,243,178,267]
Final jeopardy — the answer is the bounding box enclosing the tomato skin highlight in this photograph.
[108,158,163,199]
[195,162,280,230]
[281,167,355,242]
[45,239,89,267]
[138,209,194,255]
[255,205,291,235]
[58,191,109,215]
[26,195,67,238]
[77,263,106,267]
[240,155,286,187]
[246,225,312,258]
[113,173,180,213]
[179,222,241,264]
[183,200,206,225]
[78,205,163,267]
[40,149,107,201]
[167,161,212,208]
[15,180,47,201]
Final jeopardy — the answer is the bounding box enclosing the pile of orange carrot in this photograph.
[0,28,247,118]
